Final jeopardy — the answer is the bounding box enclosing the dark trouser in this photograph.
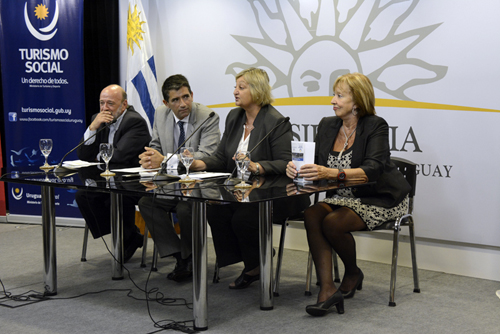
[75,190,139,242]
[207,202,260,271]
[138,196,193,259]
[208,194,311,272]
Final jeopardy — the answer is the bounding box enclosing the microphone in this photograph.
[227,116,290,179]
[54,120,115,175]
[153,111,216,182]
[248,117,290,155]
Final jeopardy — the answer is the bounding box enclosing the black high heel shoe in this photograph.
[305,290,345,316]
[340,270,364,299]
[229,270,260,289]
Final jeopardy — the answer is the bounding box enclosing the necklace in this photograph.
[245,123,254,132]
[338,126,356,161]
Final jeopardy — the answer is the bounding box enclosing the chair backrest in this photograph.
[391,157,417,198]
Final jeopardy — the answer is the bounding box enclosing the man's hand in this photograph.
[89,111,114,131]
[139,147,164,169]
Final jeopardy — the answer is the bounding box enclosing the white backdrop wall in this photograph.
[118,0,500,279]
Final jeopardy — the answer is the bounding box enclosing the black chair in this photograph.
[140,223,159,270]
[304,157,420,306]
[139,211,178,271]
[80,206,147,262]
[81,207,170,272]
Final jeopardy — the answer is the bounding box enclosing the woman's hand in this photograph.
[190,159,207,172]
[248,161,257,174]
[232,155,263,175]
[297,164,333,181]
[286,161,298,179]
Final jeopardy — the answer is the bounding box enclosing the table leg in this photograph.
[41,185,57,296]
[192,201,208,331]
[110,192,124,280]
[259,201,274,310]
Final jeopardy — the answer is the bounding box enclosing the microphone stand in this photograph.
[54,121,114,176]
[153,111,216,182]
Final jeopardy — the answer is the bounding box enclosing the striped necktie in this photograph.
[178,120,185,148]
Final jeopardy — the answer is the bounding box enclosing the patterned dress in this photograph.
[321,149,409,230]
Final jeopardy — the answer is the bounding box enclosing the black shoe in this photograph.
[167,256,193,282]
[305,290,345,317]
[229,270,260,289]
[339,270,364,299]
[123,232,143,263]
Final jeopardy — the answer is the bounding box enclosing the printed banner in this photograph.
[0,0,85,218]
[121,0,500,247]
[0,134,5,216]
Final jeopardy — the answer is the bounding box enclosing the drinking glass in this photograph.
[99,143,115,177]
[234,150,252,188]
[179,147,195,183]
[39,138,54,170]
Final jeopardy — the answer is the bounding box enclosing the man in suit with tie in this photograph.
[76,84,151,263]
[138,74,220,282]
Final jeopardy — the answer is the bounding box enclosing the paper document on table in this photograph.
[62,160,102,168]
[110,166,160,173]
[179,172,232,180]
[291,141,315,183]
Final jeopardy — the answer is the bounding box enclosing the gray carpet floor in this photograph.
[1,222,499,334]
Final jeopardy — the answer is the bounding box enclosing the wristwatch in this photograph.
[337,168,346,181]
[254,163,260,175]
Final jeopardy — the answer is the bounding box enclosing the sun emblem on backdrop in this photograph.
[12,187,23,201]
[34,4,49,20]
[127,4,146,56]
[25,1,59,41]
[226,0,447,101]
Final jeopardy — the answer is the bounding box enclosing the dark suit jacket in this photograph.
[315,115,410,208]
[77,106,151,166]
[202,104,291,174]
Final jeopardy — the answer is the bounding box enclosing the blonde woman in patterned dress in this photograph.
[286,73,411,317]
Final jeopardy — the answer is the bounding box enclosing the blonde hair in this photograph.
[333,73,375,117]
[236,68,274,106]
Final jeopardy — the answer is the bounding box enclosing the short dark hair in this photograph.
[161,74,192,102]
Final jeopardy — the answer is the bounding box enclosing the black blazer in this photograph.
[315,115,410,208]
[202,105,291,174]
[77,106,151,166]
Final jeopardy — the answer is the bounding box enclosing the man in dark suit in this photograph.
[138,75,220,282]
[75,84,151,263]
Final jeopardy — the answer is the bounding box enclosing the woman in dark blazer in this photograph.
[191,68,292,289]
[286,73,411,316]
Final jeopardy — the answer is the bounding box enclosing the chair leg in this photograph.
[409,217,420,293]
[332,250,340,283]
[150,246,158,272]
[213,260,220,283]
[81,224,89,262]
[273,221,288,297]
[389,221,401,307]
[305,251,313,296]
[141,224,149,268]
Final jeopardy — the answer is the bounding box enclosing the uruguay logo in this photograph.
[24,1,59,41]
[12,187,24,201]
